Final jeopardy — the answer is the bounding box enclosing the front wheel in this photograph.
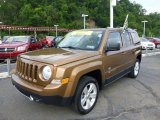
[128,59,140,78]
[74,76,99,115]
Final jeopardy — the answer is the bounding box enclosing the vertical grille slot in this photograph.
[19,61,22,76]
[22,62,25,77]
[25,64,29,79]
[30,65,33,79]
[16,61,19,72]
[18,61,20,72]
[22,63,25,78]
[34,65,38,80]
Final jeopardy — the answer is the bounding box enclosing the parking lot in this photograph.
[0,53,160,120]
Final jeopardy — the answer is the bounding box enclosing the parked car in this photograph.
[40,36,55,48]
[2,36,10,42]
[148,38,160,48]
[140,37,155,50]
[0,36,10,44]
[0,36,42,60]
[12,28,142,114]
[40,36,64,48]
[53,36,64,46]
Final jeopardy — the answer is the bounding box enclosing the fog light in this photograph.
[51,79,61,85]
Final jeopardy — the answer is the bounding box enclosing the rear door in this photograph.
[121,31,135,68]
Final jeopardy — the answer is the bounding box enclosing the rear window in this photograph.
[121,31,132,47]
[131,32,140,44]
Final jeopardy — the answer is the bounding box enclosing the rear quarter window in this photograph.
[131,32,140,44]
[121,31,132,47]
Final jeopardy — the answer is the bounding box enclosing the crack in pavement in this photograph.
[69,105,160,120]
[100,105,160,120]
[133,79,160,104]
[140,70,160,81]
[0,113,8,120]
[101,93,113,115]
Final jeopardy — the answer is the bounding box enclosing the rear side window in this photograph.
[131,32,140,44]
[107,32,122,47]
[121,31,132,47]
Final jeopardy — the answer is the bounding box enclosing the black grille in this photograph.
[0,48,15,52]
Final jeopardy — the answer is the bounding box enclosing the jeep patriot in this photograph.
[11,28,142,114]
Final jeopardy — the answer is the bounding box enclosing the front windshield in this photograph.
[141,38,149,42]
[4,36,29,43]
[58,30,104,50]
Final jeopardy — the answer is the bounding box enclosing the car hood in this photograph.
[20,48,100,66]
[0,42,28,48]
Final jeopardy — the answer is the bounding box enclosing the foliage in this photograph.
[0,0,160,37]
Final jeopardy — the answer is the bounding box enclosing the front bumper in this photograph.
[11,74,72,105]
[0,51,25,60]
[142,46,155,50]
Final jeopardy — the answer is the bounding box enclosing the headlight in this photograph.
[17,46,26,51]
[42,66,52,80]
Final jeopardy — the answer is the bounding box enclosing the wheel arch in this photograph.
[64,61,104,97]
[137,54,142,63]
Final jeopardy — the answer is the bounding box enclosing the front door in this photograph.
[103,31,127,84]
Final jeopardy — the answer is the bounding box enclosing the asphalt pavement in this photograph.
[0,54,160,120]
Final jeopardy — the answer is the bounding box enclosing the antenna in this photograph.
[123,14,129,30]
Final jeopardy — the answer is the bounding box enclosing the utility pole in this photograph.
[54,25,59,37]
[82,14,88,29]
[0,22,3,40]
[142,20,148,37]
[110,0,117,28]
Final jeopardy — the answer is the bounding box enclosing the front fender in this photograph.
[64,61,104,97]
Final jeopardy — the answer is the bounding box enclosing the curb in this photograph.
[142,52,160,57]
[0,72,10,79]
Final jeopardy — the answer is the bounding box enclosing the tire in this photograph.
[128,59,140,78]
[0,60,5,63]
[74,76,99,115]
[157,44,160,49]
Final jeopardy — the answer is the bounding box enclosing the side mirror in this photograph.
[106,42,120,52]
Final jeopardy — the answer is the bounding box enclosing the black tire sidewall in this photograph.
[74,76,99,115]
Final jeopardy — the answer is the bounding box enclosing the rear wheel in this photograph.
[128,59,140,78]
[74,76,99,114]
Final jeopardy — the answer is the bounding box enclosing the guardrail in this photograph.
[0,24,75,32]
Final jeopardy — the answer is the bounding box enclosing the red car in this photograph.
[0,36,42,60]
[148,38,160,48]
[40,36,55,48]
